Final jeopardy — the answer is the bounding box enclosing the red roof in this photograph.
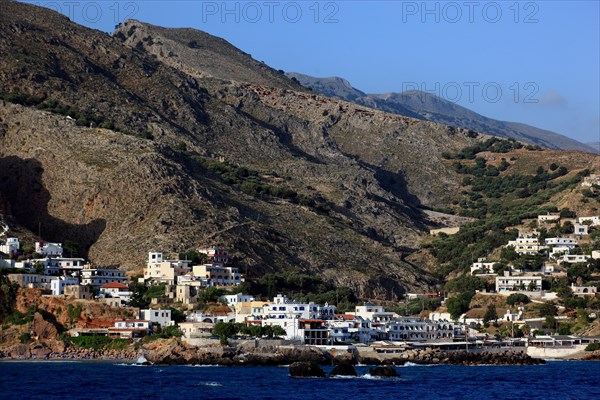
[336,314,356,321]
[100,282,129,289]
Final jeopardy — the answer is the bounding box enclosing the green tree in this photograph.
[213,322,239,340]
[63,240,80,258]
[483,305,498,325]
[506,293,530,306]
[538,303,558,317]
[446,292,474,320]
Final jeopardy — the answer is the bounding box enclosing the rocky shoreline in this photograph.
[0,340,547,366]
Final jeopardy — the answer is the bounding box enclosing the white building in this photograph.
[538,214,560,224]
[0,238,20,255]
[354,303,396,323]
[144,252,191,283]
[99,282,132,305]
[109,320,151,338]
[573,223,589,235]
[557,254,591,264]
[496,272,542,293]
[262,295,335,343]
[570,283,598,296]
[197,246,232,265]
[470,259,496,275]
[327,316,371,344]
[192,263,243,286]
[35,241,63,257]
[506,236,547,255]
[81,266,127,287]
[140,309,173,327]
[385,317,454,341]
[8,273,54,290]
[44,258,86,274]
[220,293,255,306]
[50,276,79,296]
[503,307,524,322]
[578,216,600,226]
[545,237,578,247]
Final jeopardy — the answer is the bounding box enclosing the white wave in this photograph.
[184,364,223,368]
[198,382,223,387]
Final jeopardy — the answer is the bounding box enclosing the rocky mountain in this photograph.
[287,73,596,153]
[0,2,594,300]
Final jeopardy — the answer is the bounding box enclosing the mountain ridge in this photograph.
[286,72,596,153]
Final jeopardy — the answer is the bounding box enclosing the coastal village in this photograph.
[1,207,600,363]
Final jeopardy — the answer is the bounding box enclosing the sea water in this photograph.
[1,360,598,399]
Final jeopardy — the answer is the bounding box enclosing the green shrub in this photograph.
[585,342,600,351]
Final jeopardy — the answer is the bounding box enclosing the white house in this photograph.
[557,254,591,264]
[140,309,173,327]
[503,307,524,322]
[354,303,396,322]
[109,320,151,338]
[496,272,542,293]
[35,241,63,257]
[44,258,86,274]
[81,266,127,287]
[0,238,20,256]
[220,293,255,306]
[506,236,547,255]
[573,223,589,235]
[545,237,578,247]
[99,282,132,305]
[578,216,600,226]
[50,276,79,296]
[470,259,496,275]
[538,214,560,224]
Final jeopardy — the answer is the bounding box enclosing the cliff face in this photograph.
[0,2,566,299]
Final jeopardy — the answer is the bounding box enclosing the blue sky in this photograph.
[24,1,600,145]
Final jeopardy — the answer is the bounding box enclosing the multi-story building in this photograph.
[354,303,396,323]
[192,263,242,286]
[99,282,132,305]
[81,265,127,287]
[144,252,191,284]
[385,317,455,341]
[64,284,94,300]
[50,276,79,295]
[496,272,542,292]
[506,236,547,255]
[197,246,232,265]
[262,294,335,343]
[140,309,173,327]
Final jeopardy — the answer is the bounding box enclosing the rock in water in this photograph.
[329,363,358,377]
[369,366,399,378]
[289,362,326,378]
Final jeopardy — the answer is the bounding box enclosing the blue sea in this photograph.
[1,361,599,399]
